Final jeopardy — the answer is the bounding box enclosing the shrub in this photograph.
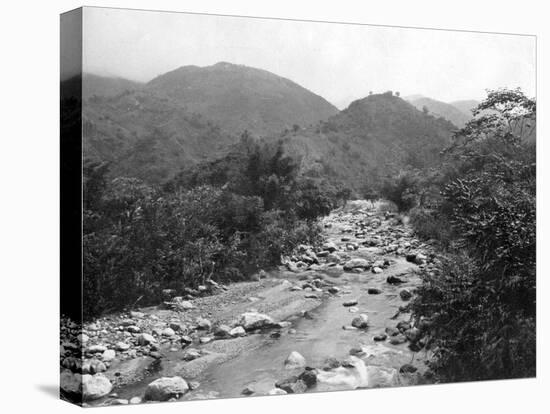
[379,171,419,212]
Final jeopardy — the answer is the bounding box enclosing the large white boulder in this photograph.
[239,312,275,331]
[144,376,189,401]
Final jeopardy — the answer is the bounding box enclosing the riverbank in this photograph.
[60,200,441,406]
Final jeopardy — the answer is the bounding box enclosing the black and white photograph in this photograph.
[2,1,547,413]
[57,5,539,407]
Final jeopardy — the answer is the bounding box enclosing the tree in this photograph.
[412,88,536,381]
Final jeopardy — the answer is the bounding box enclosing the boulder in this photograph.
[284,351,306,369]
[60,370,81,396]
[82,374,113,401]
[144,377,189,401]
[239,312,275,331]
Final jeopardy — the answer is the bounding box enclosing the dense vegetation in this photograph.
[283,92,456,194]
[383,88,536,381]
[83,139,344,319]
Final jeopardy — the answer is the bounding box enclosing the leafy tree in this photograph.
[411,88,536,381]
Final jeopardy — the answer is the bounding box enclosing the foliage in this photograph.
[82,138,335,319]
[379,170,419,212]
[411,88,536,381]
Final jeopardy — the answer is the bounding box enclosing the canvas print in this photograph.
[60,6,536,407]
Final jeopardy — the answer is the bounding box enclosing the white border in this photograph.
[0,1,546,413]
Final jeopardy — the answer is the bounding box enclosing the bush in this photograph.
[379,171,419,212]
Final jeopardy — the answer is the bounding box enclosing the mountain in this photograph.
[82,73,143,99]
[277,92,456,191]
[82,90,238,184]
[145,62,339,137]
[406,96,470,128]
[449,99,480,116]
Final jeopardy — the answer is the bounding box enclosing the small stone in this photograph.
[373,334,387,341]
[130,311,145,318]
[161,327,175,337]
[298,370,317,388]
[182,348,201,361]
[229,326,246,337]
[387,276,405,285]
[351,314,369,329]
[241,386,255,395]
[137,333,156,346]
[389,334,407,345]
[322,358,341,370]
[196,318,212,331]
[180,335,193,346]
[188,381,200,390]
[349,347,367,357]
[367,288,382,294]
[385,327,400,336]
[214,325,232,338]
[129,396,142,404]
[275,377,307,394]
[399,289,412,300]
[399,364,418,374]
[115,342,130,351]
[372,267,383,274]
[343,300,358,307]
[127,326,140,333]
[87,345,107,354]
[348,306,359,313]
[268,388,287,395]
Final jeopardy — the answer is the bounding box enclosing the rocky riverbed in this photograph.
[60,200,441,406]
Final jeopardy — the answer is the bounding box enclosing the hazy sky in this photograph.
[82,7,536,108]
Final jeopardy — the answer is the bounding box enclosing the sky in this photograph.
[80,7,536,109]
